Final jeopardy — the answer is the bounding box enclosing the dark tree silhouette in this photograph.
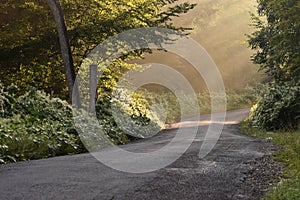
[46,0,81,107]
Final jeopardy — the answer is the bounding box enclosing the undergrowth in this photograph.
[0,81,260,164]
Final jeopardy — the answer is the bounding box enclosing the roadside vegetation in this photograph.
[0,81,259,164]
[0,0,197,164]
[140,86,261,123]
[1,5,299,200]
[0,0,261,164]
[242,81,300,199]
[241,124,300,200]
[243,0,300,199]
[0,83,166,164]
[0,84,83,164]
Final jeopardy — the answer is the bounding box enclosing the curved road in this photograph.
[0,109,277,200]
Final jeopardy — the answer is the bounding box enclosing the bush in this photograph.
[0,83,165,163]
[95,96,130,145]
[0,85,85,164]
[96,88,163,141]
[249,82,300,131]
[0,81,165,164]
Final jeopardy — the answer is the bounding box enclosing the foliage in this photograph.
[135,86,260,123]
[0,0,196,98]
[93,94,162,144]
[0,83,84,164]
[0,0,196,163]
[226,85,266,111]
[0,83,164,164]
[241,122,300,200]
[93,96,131,145]
[248,82,300,131]
[110,88,163,138]
[248,0,300,82]
[247,1,300,132]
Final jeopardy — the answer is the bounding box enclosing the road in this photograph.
[0,109,279,200]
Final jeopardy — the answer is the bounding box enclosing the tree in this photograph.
[0,0,196,98]
[0,0,66,96]
[247,0,300,131]
[248,0,300,82]
[45,0,80,106]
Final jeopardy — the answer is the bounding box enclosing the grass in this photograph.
[241,122,300,200]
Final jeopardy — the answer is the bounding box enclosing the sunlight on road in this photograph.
[163,109,250,130]
[164,120,240,130]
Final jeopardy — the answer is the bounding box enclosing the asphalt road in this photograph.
[0,109,278,200]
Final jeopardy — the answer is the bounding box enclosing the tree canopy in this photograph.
[248,0,300,82]
[248,0,300,131]
[0,0,195,98]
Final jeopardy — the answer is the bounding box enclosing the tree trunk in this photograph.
[89,64,98,112]
[46,0,81,107]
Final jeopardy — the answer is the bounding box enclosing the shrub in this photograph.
[95,96,130,145]
[249,82,300,131]
[0,85,84,164]
[0,84,17,118]
[96,88,163,141]
[0,81,165,164]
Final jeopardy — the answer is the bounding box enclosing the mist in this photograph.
[133,0,263,92]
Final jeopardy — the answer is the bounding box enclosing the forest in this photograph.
[0,0,299,199]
